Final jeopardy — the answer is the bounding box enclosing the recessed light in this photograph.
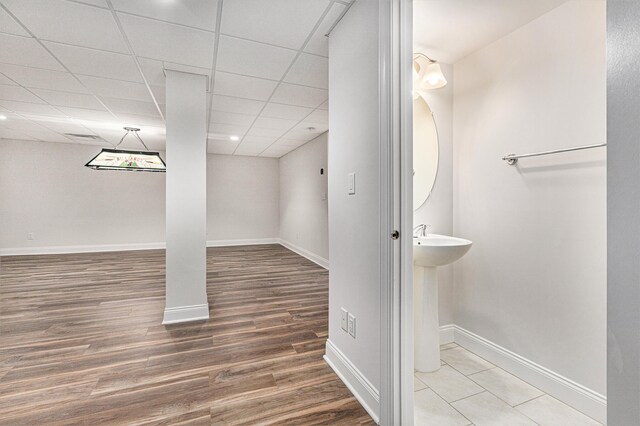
[307,127,316,132]
[230,135,240,141]
[0,115,7,121]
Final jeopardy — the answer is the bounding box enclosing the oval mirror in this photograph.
[413,95,439,210]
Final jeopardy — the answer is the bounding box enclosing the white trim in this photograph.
[206,238,280,247]
[162,304,209,325]
[448,325,606,424]
[0,242,166,256]
[324,339,380,424]
[0,238,281,256]
[278,239,329,270]
[439,323,455,345]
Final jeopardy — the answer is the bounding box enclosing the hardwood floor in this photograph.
[0,245,374,425]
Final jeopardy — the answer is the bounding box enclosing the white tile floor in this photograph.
[414,344,603,426]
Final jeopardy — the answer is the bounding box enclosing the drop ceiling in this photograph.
[414,0,570,64]
[0,0,348,158]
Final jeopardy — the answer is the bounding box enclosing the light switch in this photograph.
[348,172,356,195]
[341,308,348,332]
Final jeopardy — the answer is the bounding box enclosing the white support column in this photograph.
[163,70,209,325]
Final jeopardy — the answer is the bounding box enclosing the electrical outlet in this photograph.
[348,313,356,338]
[341,308,348,332]
[27,233,34,241]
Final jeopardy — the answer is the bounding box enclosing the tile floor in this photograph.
[414,343,603,426]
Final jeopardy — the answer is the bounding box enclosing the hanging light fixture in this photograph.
[85,127,166,173]
[413,52,447,91]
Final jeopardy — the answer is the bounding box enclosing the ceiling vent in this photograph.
[64,133,105,141]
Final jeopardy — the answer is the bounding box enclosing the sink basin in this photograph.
[413,234,472,267]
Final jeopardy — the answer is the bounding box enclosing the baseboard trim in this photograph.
[439,323,455,345]
[206,238,280,247]
[0,238,281,256]
[324,339,380,424]
[279,239,329,269]
[448,325,606,424]
[162,304,209,325]
[0,242,166,256]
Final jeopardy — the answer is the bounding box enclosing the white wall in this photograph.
[0,139,279,253]
[413,63,454,325]
[279,133,328,267]
[326,0,381,417]
[453,0,606,398]
[607,0,640,423]
[207,154,279,241]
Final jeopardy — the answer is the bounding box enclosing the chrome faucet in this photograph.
[413,224,431,237]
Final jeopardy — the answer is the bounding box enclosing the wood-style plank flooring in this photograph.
[0,245,374,425]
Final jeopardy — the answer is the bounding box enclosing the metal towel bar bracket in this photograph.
[503,143,607,165]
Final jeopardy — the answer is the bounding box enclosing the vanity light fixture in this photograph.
[85,127,166,172]
[413,52,447,91]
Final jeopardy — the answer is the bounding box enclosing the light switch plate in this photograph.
[348,172,356,195]
[341,308,348,332]
[348,313,356,338]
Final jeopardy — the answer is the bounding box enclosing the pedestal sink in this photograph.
[414,234,472,372]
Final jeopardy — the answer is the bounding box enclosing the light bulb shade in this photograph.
[420,62,447,89]
[85,148,166,172]
[413,54,447,90]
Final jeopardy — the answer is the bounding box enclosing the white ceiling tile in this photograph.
[306,109,328,124]
[318,100,328,110]
[77,75,154,102]
[0,85,46,104]
[56,106,114,121]
[115,113,164,128]
[0,74,17,85]
[100,97,160,117]
[0,6,29,36]
[282,125,323,141]
[0,100,65,117]
[213,72,278,101]
[295,120,328,133]
[284,53,328,89]
[210,95,264,116]
[270,83,327,108]
[44,42,143,83]
[19,127,73,143]
[112,0,218,31]
[0,33,64,71]
[246,126,286,138]
[0,64,90,93]
[30,88,104,109]
[118,13,214,69]
[137,57,211,86]
[304,3,347,57]
[242,135,278,145]
[2,0,128,53]
[208,140,238,155]
[216,35,296,81]
[0,127,39,140]
[208,123,249,138]
[253,116,297,130]
[260,103,313,120]
[32,118,96,135]
[276,139,308,149]
[234,143,268,156]
[69,0,108,7]
[210,110,256,126]
[220,0,330,50]
[260,145,292,158]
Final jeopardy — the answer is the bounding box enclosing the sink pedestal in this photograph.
[414,265,440,372]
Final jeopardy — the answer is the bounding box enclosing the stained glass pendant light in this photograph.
[85,127,166,172]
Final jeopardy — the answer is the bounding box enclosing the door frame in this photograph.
[379,0,413,424]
